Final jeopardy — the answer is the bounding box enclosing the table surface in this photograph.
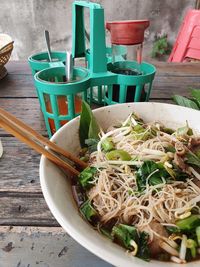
[0,61,200,267]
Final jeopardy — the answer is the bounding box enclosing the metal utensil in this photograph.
[66,51,73,82]
[44,30,52,62]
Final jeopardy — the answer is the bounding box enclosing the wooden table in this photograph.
[0,61,200,267]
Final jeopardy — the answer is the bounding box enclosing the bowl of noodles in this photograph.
[40,102,200,266]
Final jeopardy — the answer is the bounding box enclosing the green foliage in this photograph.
[151,35,172,58]
[136,160,169,191]
[175,215,200,231]
[111,224,150,261]
[173,88,200,110]
[185,151,200,168]
[78,167,97,189]
[79,101,100,148]
[80,199,99,224]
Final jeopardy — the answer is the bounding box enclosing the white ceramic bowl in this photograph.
[40,102,200,267]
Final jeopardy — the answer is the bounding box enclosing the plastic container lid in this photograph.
[106,20,150,45]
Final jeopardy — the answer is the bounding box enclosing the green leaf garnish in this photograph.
[173,95,199,110]
[79,101,100,148]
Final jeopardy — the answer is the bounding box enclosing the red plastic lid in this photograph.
[106,20,150,45]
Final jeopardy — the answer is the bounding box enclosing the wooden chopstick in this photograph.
[0,109,88,176]
[0,120,79,176]
[0,108,88,170]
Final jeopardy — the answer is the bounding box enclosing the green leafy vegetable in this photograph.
[187,239,197,258]
[173,88,200,110]
[79,101,100,148]
[131,113,144,125]
[78,167,97,189]
[136,161,169,191]
[111,224,138,250]
[102,138,115,152]
[173,95,199,110]
[166,226,180,234]
[176,122,193,136]
[111,224,150,261]
[176,215,200,231]
[88,116,100,140]
[99,226,113,240]
[162,127,175,134]
[151,35,171,58]
[165,146,176,153]
[191,89,200,104]
[185,151,200,168]
[106,150,132,161]
[137,232,150,261]
[167,163,189,181]
[196,226,200,246]
[132,125,152,141]
[85,138,99,153]
[195,149,200,159]
[80,200,99,223]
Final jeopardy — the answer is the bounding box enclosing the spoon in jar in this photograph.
[66,51,73,82]
[44,30,52,62]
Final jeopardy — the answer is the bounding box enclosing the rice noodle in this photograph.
[159,241,179,256]
[84,114,200,263]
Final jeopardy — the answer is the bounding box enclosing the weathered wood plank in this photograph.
[0,137,41,192]
[0,99,47,136]
[6,61,32,75]
[1,74,199,98]
[151,76,200,98]
[0,73,37,98]
[153,62,200,76]
[6,61,200,76]
[0,193,58,226]
[1,62,200,98]
[0,226,112,267]
[2,73,198,98]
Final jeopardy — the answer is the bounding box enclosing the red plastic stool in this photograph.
[168,10,200,62]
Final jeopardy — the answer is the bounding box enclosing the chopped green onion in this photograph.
[78,167,97,189]
[80,200,99,224]
[101,138,115,152]
[176,215,200,231]
[106,150,132,161]
[186,239,197,258]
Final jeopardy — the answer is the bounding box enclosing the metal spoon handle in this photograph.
[44,30,52,62]
[66,52,73,82]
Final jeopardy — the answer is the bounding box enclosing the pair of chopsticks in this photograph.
[0,108,88,176]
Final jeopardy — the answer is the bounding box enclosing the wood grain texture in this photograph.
[0,137,41,192]
[0,192,57,226]
[0,226,112,267]
[153,62,200,76]
[1,73,198,99]
[2,61,200,98]
[6,61,200,76]
[151,76,200,98]
[0,74,37,98]
[0,99,47,136]
[6,61,32,75]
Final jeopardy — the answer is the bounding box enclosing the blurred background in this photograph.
[0,0,199,61]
